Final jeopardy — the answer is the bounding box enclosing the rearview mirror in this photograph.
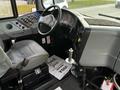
[42,0,68,9]
[42,0,54,8]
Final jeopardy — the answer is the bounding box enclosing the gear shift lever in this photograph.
[16,58,29,90]
[65,48,76,64]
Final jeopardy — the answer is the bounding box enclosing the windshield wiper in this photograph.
[98,13,120,20]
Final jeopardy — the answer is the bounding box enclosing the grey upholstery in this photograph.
[0,39,4,50]
[0,39,10,78]
[7,40,49,71]
[0,40,48,78]
[0,47,12,78]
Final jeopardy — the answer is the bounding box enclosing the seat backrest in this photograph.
[0,47,12,78]
[0,39,4,50]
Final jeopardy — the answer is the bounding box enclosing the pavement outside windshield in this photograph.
[72,4,120,21]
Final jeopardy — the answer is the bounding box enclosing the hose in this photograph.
[113,74,120,90]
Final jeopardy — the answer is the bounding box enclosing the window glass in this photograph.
[55,0,64,3]
[0,0,14,19]
[68,0,115,18]
[16,0,35,15]
[43,0,53,8]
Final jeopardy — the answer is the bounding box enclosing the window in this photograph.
[54,0,64,3]
[16,0,36,15]
[0,0,14,19]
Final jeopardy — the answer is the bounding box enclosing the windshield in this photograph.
[16,0,36,15]
[0,0,14,19]
[41,0,119,19]
[68,0,119,18]
[0,0,119,19]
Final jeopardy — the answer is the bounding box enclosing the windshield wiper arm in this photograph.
[98,13,120,20]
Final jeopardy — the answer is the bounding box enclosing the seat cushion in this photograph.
[7,40,49,71]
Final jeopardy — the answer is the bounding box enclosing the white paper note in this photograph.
[47,55,72,80]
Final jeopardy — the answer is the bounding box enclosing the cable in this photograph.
[113,74,120,90]
[91,75,105,82]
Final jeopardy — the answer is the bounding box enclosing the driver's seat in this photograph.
[0,40,49,78]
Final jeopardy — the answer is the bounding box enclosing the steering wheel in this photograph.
[38,5,61,35]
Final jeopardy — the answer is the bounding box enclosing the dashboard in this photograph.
[0,11,41,40]
[0,9,79,40]
[17,12,40,28]
[60,10,77,28]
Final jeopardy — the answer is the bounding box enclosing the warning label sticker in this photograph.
[47,55,72,80]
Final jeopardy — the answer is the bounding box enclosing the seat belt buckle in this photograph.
[18,79,23,90]
[18,79,22,84]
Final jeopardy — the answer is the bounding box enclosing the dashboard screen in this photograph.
[0,0,14,19]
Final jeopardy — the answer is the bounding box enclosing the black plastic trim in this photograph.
[35,0,45,11]
[78,28,91,62]
[11,0,18,18]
